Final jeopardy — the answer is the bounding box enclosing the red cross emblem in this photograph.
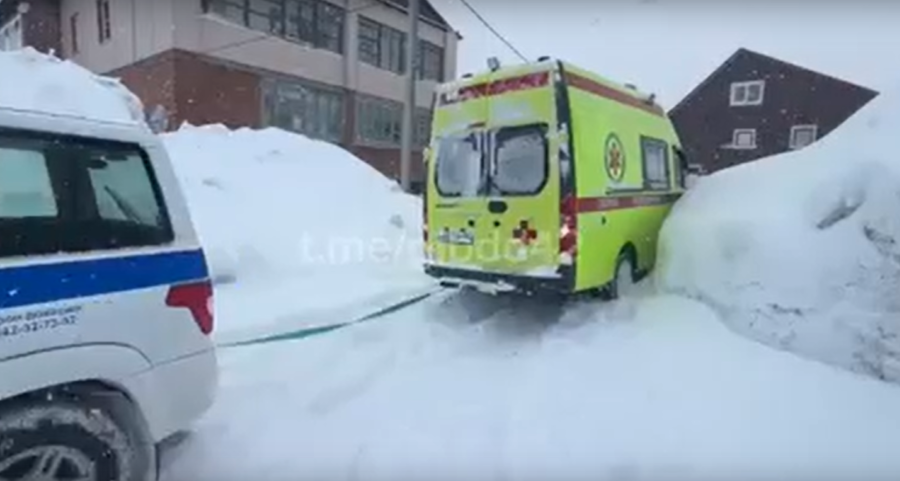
[605,133,625,182]
[609,145,622,176]
[512,220,538,245]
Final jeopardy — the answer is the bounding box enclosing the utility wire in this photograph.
[454,0,527,62]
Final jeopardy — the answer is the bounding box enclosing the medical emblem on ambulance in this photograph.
[604,133,626,183]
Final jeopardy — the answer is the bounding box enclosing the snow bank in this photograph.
[162,124,430,335]
[0,47,145,125]
[656,82,900,382]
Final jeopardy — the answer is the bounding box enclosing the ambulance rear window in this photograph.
[0,128,174,258]
[435,133,483,197]
[491,124,548,196]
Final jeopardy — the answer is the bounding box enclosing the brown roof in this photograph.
[669,47,878,115]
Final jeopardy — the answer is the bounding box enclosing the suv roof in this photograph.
[0,106,155,146]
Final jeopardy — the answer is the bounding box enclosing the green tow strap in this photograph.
[220,291,436,348]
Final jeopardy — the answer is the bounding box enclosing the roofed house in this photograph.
[669,48,878,174]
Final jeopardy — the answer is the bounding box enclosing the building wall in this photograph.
[59,0,456,110]
[108,47,427,183]
[1,0,60,54]
[107,49,178,121]
[21,0,61,54]
[172,50,263,129]
[60,0,174,71]
[671,50,877,173]
[56,0,456,186]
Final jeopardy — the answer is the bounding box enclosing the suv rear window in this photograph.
[435,132,484,197]
[0,128,173,258]
[491,124,548,196]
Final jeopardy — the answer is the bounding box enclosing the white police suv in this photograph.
[0,105,218,481]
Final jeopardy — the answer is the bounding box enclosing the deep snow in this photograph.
[0,47,145,125]
[161,124,431,339]
[656,82,900,382]
[6,47,900,480]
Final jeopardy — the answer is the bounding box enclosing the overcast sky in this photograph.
[430,0,900,107]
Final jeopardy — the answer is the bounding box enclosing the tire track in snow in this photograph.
[163,288,625,481]
[300,289,511,417]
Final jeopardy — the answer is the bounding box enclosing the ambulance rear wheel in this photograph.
[605,251,636,300]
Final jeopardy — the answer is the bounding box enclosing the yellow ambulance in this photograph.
[422,58,689,299]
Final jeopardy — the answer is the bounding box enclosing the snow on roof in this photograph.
[0,47,146,127]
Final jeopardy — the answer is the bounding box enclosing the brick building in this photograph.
[0,0,461,188]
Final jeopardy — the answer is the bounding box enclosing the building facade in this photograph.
[669,48,878,174]
[0,0,460,188]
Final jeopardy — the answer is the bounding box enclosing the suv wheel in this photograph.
[0,391,155,481]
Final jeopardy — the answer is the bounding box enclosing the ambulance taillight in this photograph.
[166,280,214,335]
[559,194,577,265]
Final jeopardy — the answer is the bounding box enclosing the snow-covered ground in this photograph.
[163,291,900,481]
[656,83,900,382]
[6,47,900,480]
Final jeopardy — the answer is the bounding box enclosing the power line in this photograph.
[454,0,527,62]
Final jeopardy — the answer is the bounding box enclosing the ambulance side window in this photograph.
[0,128,173,259]
[672,146,688,188]
[640,137,670,191]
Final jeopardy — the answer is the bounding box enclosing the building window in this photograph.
[357,17,445,81]
[206,0,345,54]
[789,124,818,150]
[641,137,670,190]
[96,0,112,43]
[418,41,444,81]
[730,80,764,106]
[356,95,403,144]
[672,145,688,189]
[358,17,405,74]
[262,78,345,143]
[0,15,23,51]
[70,13,80,54]
[357,17,381,67]
[731,128,757,149]
[355,95,431,147]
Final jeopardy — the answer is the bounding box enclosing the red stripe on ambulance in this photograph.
[439,72,550,105]
[576,193,681,213]
[564,71,665,117]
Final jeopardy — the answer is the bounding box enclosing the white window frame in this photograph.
[97,0,112,44]
[789,124,818,150]
[0,14,23,52]
[731,128,757,149]
[730,80,765,107]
